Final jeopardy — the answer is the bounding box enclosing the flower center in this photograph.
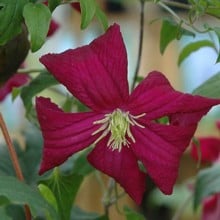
[92,109,145,152]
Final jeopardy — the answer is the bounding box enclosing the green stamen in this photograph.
[92,109,145,152]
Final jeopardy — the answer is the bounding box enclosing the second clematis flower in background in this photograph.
[36,23,220,204]
[0,73,30,102]
[191,121,220,220]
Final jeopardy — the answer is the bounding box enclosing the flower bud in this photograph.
[0,24,30,84]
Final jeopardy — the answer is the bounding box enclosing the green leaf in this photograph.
[0,176,58,219]
[178,40,215,66]
[0,127,43,183]
[79,0,97,29]
[0,0,28,45]
[206,7,220,18]
[62,95,75,112]
[192,72,220,98]
[20,71,58,115]
[72,149,94,176]
[205,0,220,18]
[23,3,51,52]
[38,184,58,212]
[160,19,194,54]
[194,164,220,210]
[75,98,88,112]
[71,206,109,220]
[0,195,10,206]
[95,6,108,31]
[19,128,43,184]
[42,168,84,220]
[213,27,220,63]
[48,0,61,12]
[5,205,26,220]
[0,141,20,176]
[124,206,145,220]
[216,53,220,63]
[0,207,11,220]
[214,27,220,44]
[11,87,21,101]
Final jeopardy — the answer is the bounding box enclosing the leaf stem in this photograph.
[103,178,115,216]
[157,1,209,33]
[0,113,32,220]
[0,114,24,181]
[131,0,145,90]
[171,192,194,220]
[159,0,191,10]
[103,177,126,216]
[17,68,42,74]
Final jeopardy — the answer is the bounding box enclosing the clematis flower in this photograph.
[36,24,220,204]
[191,120,220,164]
[191,137,220,164]
[0,73,30,101]
[191,121,220,220]
[202,194,220,220]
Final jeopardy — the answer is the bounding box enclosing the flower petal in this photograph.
[0,73,30,101]
[40,24,129,111]
[216,121,220,130]
[36,97,103,174]
[87,137,146,204]
[128,71,220,126]
[47,19,59,37]
[70,2,81,13]
[191,137,220,163]
[131,121,196,194]
[203,194,220,220]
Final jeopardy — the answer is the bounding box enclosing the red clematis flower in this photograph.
[191,121,220,220]
[0,73,30,101]
[36,24,220,204]
[202,194,220,220]
[191,137,220,163]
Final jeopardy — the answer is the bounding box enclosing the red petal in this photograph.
[191,137,220,163]
[87,137,146,204]
[128,71,220,125]
[36,97,103,174]
[131,122,196,194]
[70,3,81,13]
[216,121,220,130]
[40,24,129,112]
[203,194,220,220]
[0,73,30,101]
[47,19,59,37]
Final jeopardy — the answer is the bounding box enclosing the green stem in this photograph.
[103,178,115,216]
[158,1,209,33]
[159,0,191,10]
[0,113,32,220]
[131,0,145,90]
[172,192,194,220]
[17,68,42,74]
[94,171,106,194]
[103,177,126,216]
[158,1,182,21]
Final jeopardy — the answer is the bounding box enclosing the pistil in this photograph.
[92,109,145,152]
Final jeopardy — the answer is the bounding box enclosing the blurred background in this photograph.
[1,0,220,219]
